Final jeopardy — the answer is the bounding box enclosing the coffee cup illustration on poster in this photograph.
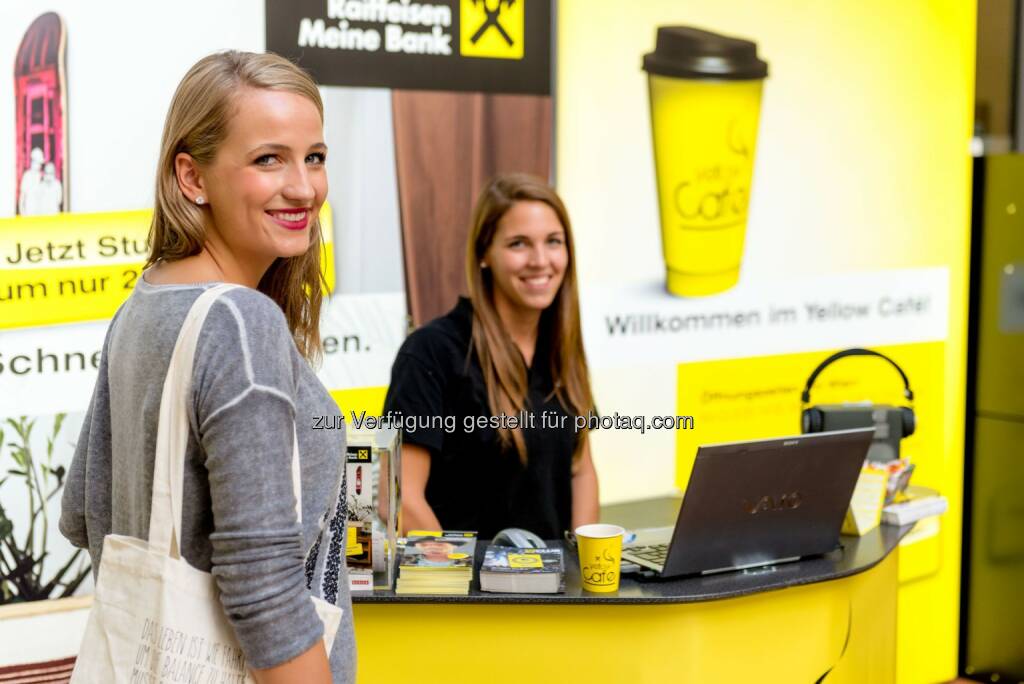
[643,26,768,298]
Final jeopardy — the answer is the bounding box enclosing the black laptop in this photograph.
[621,428,874,578]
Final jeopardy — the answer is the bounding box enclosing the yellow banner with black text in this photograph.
[0,206,335,330]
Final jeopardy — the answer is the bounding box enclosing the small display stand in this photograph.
[345,427,401,591]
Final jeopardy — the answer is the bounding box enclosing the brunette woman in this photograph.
[384,173,599,539]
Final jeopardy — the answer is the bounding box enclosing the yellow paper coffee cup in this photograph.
[643,27,769,297]
[575,524,625,593]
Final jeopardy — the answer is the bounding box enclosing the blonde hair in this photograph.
[145,50,328,360]
[466,173,595,464]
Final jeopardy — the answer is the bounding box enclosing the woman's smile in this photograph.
[266,207,311,231]
[519,273,555,293]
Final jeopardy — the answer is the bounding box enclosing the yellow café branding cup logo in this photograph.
[673,118,754,230]
[575,524,624,593]
[582,548,618,587]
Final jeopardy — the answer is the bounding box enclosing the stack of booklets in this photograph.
[479,545,565,594]
[882,487,948,526]
[395,531,477,595]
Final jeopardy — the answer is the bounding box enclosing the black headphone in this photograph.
[800,348,916,437]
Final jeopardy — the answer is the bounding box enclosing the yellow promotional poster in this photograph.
[558,1,974,682]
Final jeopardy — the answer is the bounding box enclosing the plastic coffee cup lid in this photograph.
[642,26,768,80]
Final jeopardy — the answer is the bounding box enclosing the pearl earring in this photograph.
[480,261,487,269]
[195,196,205,205]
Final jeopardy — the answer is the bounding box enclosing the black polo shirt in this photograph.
[383,297,578,539]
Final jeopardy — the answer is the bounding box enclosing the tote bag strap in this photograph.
[148,284,306,557]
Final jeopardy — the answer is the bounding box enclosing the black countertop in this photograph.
[352,496,912,605]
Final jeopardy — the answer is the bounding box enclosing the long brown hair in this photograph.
[145,50,328,360]
[466,173,595,464]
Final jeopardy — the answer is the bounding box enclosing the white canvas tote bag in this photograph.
[71,284,342,683]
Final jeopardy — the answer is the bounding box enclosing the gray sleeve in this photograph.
[59,386,98,550]
[60,323,115,555]
[190,289,322,670]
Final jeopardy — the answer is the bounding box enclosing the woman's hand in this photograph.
[251,640,330,683]
[400,443,443,534]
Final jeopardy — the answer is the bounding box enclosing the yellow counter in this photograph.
[351,524,906,683]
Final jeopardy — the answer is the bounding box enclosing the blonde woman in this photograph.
[384,173,599,539]
[60,52,354,683]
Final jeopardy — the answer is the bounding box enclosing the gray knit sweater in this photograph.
[59,276,355,682]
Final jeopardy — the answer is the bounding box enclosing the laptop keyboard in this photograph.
[624,543,669,566]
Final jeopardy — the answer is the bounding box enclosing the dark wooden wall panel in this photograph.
[392,91,552,327]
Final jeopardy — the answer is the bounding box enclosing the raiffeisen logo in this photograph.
[460,0,524,59]
[268,0,550,92]
[298,0,455,55]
